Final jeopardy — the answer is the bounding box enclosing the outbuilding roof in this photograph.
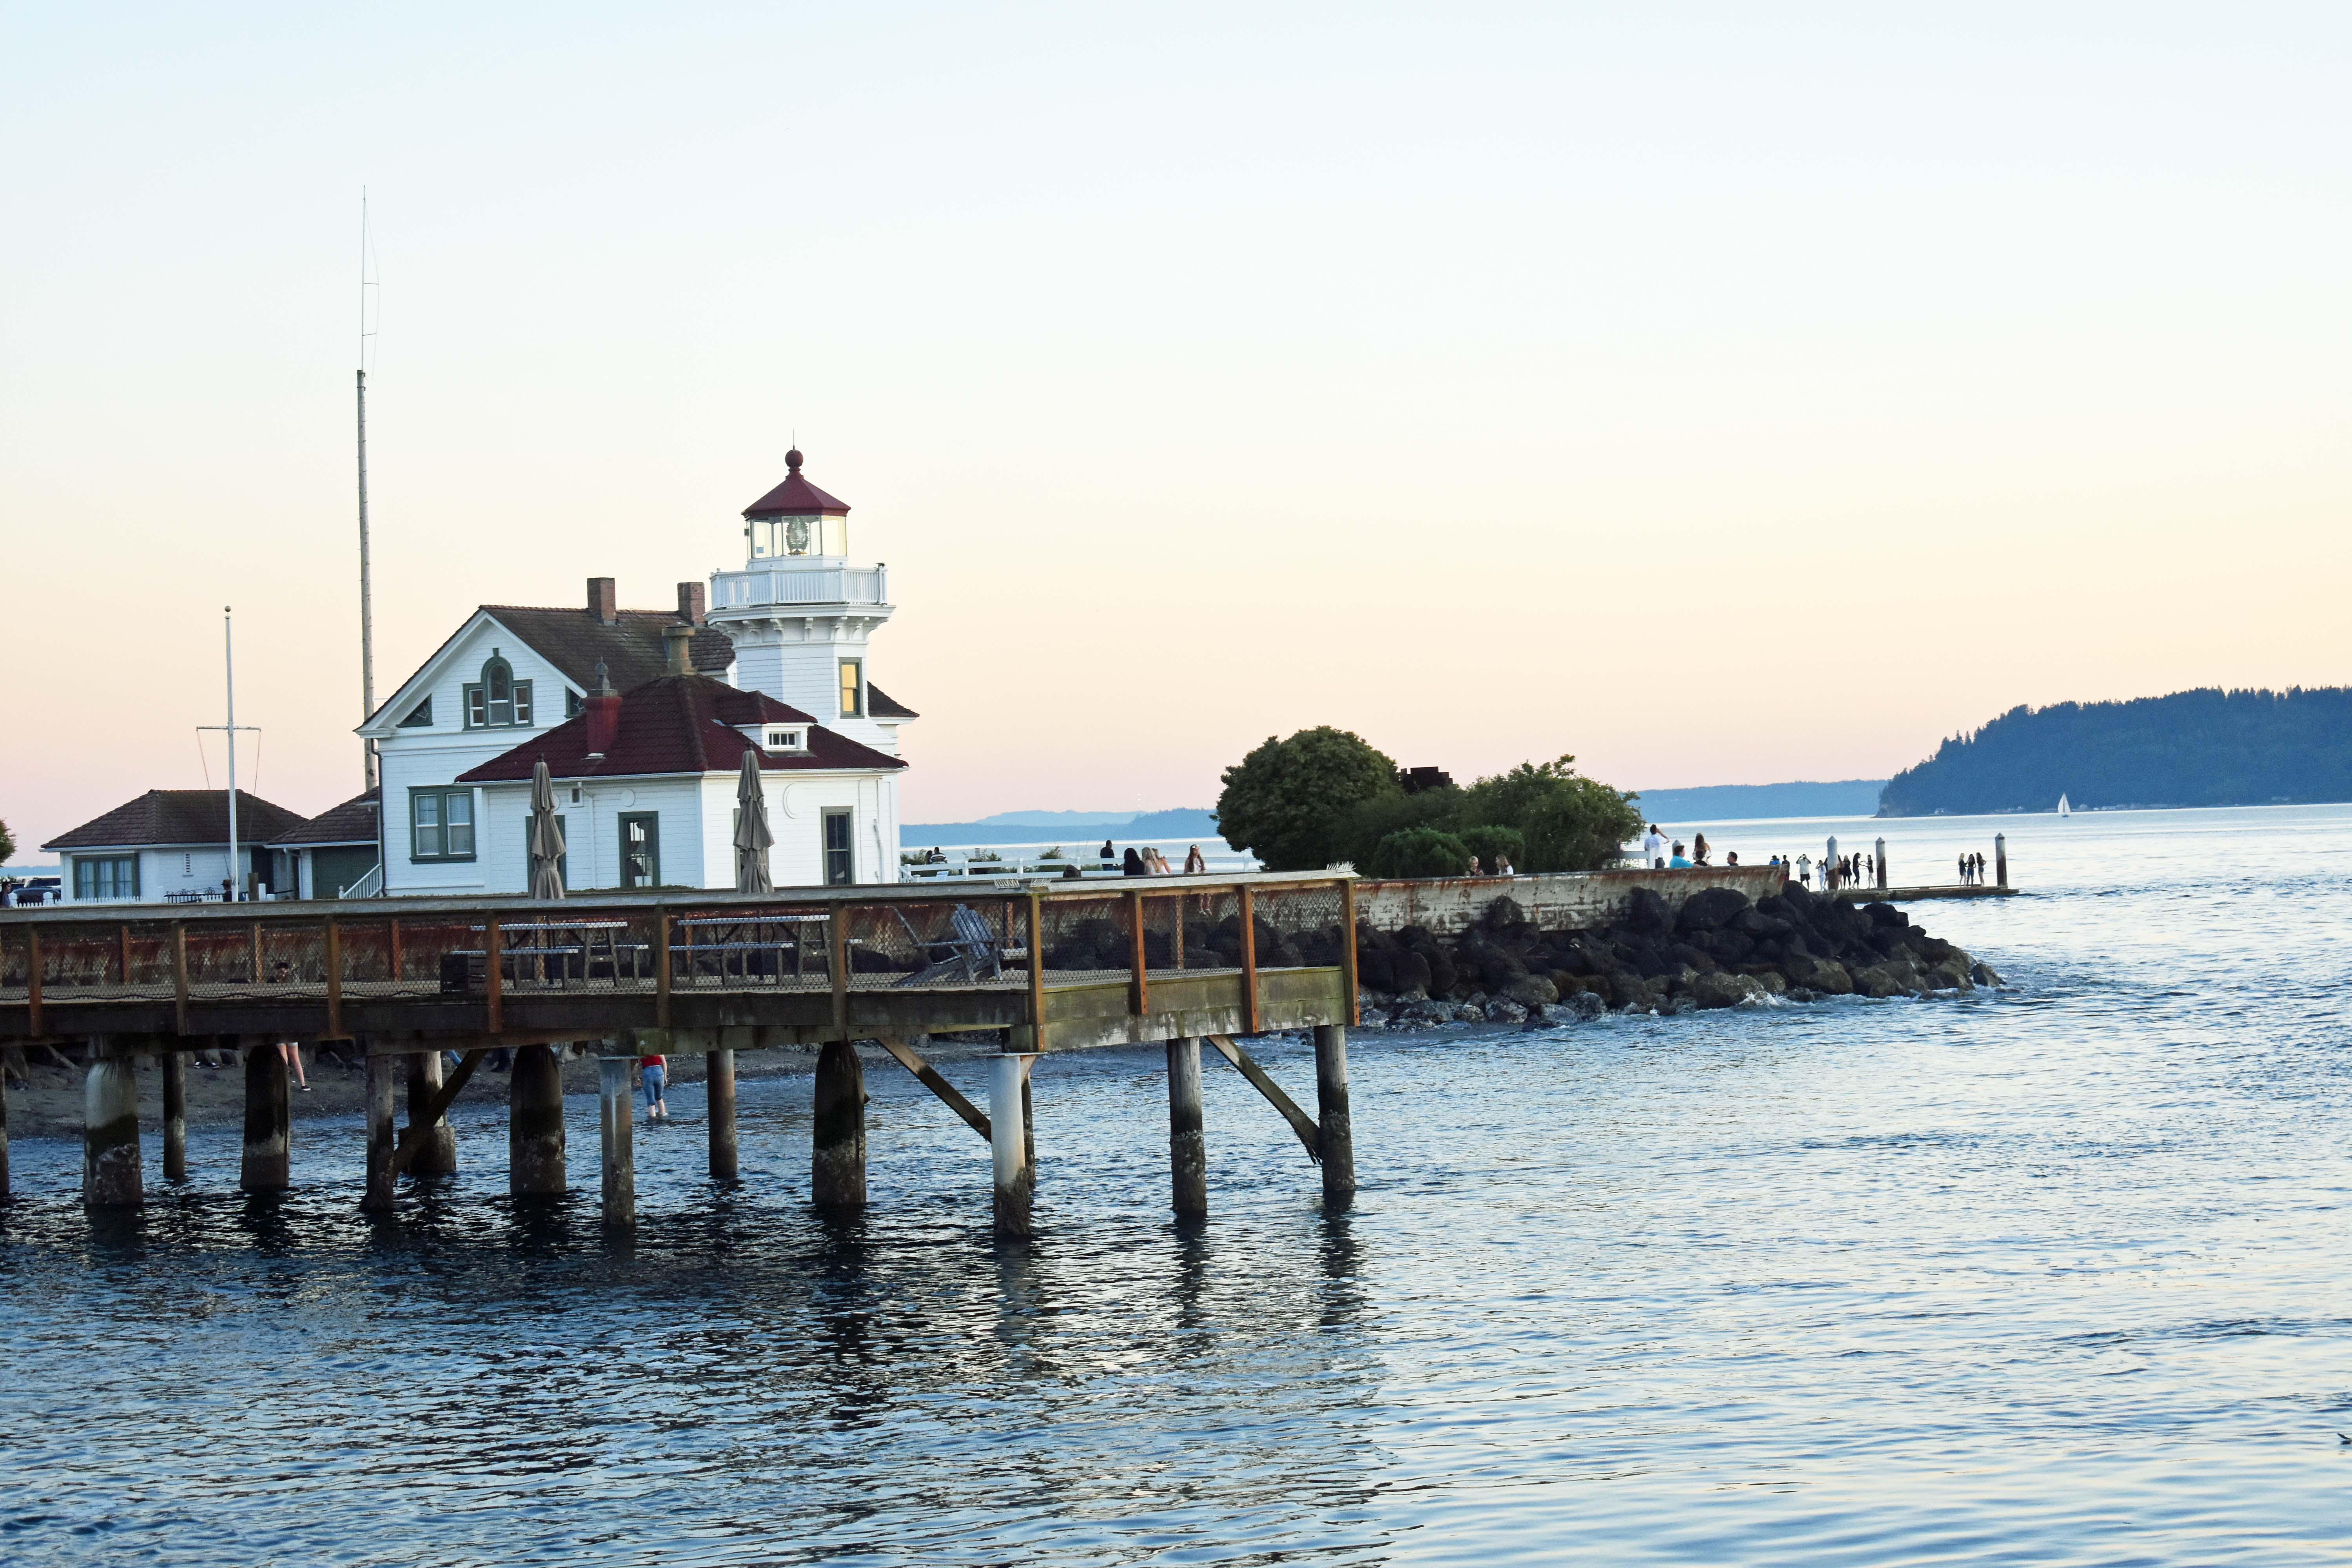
[44,790,312,851]
[272,790,379,847]
[742,448,850,518]
[456,673,906,784]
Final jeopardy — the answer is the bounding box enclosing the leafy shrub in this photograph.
[1366,827,1472,879]
[1458,824,1526,871]
[1216,727,1401,871]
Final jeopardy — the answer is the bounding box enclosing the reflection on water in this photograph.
[5,804,2352,1564]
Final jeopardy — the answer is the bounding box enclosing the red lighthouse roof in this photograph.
[742,448,849,518]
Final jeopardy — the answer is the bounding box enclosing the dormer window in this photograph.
[764,726,806,752]
[464,653,534,730]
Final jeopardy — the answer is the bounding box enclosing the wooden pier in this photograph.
[1830,884,2019,903]
[0,873,1359,1236]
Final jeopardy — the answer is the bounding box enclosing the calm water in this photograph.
[5,805,2351,1565]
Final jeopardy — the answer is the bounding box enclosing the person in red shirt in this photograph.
[640,1053,668,1121]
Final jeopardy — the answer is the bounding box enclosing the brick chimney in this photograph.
[586,577,618,625]
[676,581,706,626]
[662,622,693,675]
[584,661,621,757]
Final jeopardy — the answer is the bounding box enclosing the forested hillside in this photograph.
[1878,688,2352,816]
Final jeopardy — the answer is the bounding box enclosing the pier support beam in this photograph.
[241,1042,290,1192]
[161,1048,188,1182]
[406,1050,459,1176]
[1314,1024,1356,1208]
[707,1047,738,1183]
[508,1044,567,1198]
[1167,1037,1207,1219]
[1995,833,2009,890]
[1875,837,1888,891]
[990,1053,1036,1238]
[361,1051,398,1213]
[811,1039,866,1210]
[599,1056,635,1229]
[82,1049,142,1209]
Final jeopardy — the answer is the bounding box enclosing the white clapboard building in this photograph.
[356,449,915,895]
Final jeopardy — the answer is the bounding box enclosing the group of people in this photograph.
[1468,853,1516,876]
[1958,851,1991,885]
[1641,824,1718,869]
[1114,844,1209,877]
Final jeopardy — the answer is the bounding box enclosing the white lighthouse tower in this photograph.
[706,448,908,757]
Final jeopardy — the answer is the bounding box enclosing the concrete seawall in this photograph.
[1351,865,1789,937]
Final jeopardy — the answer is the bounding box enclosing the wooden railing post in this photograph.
[1239,885,1260,1036]
[1340,877,1359,1027]
[325,918,343,1038]
[1127,889,1147,1018]
[26,927,42,1039]
[655,907,671,1027]
[828,906,849,1040]
[250,921,263,985]
[484,913,502,1034]
[1026,889,1046,1050]
[388,918,403,990]
[118,924,130,989]
[172,924,189,1036]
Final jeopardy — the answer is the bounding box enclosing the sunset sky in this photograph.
[5,5,2348,854]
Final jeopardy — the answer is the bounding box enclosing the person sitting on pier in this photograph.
[1726,851,1739,867]
[1691,832,1711,867]
[1122,847,1147,877]
[1099,839,1116,869]
[1467,855,1483,875]
[1183,844,1207,875]
[1668,842,1691,869]
[1493,853,1515,875]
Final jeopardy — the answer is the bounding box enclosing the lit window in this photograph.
[838,659,863,719]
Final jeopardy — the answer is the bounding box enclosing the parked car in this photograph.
[5,877,62,906]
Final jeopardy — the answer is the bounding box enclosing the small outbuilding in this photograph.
[44,789,311,905]
[268,790,382,900]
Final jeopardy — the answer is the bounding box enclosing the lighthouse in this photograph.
[707,448,915,756]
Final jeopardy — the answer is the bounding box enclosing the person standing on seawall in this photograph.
[1643,823,1668,869]
[641,1052,668,1122]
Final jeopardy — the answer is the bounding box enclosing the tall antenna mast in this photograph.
[198,608,261,902]
[357,189,378,791]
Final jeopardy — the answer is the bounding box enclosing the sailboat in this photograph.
[2057,793,2071,817]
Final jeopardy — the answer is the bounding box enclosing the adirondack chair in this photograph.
[895,904,1007,985]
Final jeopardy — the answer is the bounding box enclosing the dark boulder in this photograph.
[1482,896,1530,933]
[1676,887,1751,934]
[1862,901,1907,929]
[1624,887,1671,934]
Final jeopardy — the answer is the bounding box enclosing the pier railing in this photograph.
[0,871,1356,1053]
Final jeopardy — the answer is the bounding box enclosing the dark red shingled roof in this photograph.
[472,607,734,692]
[742,448,849,518]
[867,683,918,720]
[45,789,313,851]
[272,790,379,847]
[456,673,906,784]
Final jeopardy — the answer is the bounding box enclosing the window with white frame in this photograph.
[463,653,533,729]
[410,788,476,861]
[764,726,805,751]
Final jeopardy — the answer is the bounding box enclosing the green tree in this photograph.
[1462,755,1641,872]
[1216,728,1401,871]
[1334,785,1463,869]
[0,817,14,866]
[1458,824,1525,870]
[1365,826,1472,879]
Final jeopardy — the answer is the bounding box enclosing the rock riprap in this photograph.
[1352,882,2001,1028]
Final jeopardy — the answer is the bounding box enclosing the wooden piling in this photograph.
[0,1055,11,1198]
[1166,1036,1206,1219]
[361,1051,397,1213]
[406,1049,458,1176]
[1995,833,2008,889]
[811,1038,866,1210]
[82,1047,142,1209]
[161,1048,187,1182]
[706,1047,739,1182]
[1314,1024,1355,1207]
[508,1044,567,1198]
[598,1055,636,1229]
[1875,837,1888,891]
[990,1053,1034,1238]
[238,1042,291,1192]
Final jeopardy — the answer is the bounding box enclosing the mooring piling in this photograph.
[360,1052,398,1213]
[406,1048,458,1176]
[706,1046,738,1182]
[0,1058,12,1199]
[1314,1024,1355,1207]
[81,1048,141,1209]
[598,1054,635,1229]
[240,1042,290,1193]
[1996,833,2009,889]
[1166,1036,1207,1218]
[508,1044,567,1198]
[1875,837,1889,891]
[990,1053,1037,1238]
[811,1038,867,1210]
[161,1047,188,1182]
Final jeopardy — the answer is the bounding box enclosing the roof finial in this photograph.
[786,439,803,474]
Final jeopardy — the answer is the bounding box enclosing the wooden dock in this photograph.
[0,872,1359,1236]
[1830,884,2020,903]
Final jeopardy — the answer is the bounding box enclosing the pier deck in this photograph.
[0,873,1360,1234]
[1831,884,2019,903]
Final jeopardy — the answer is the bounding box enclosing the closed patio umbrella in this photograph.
[529,759,566,900]
[735,749,774,894]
